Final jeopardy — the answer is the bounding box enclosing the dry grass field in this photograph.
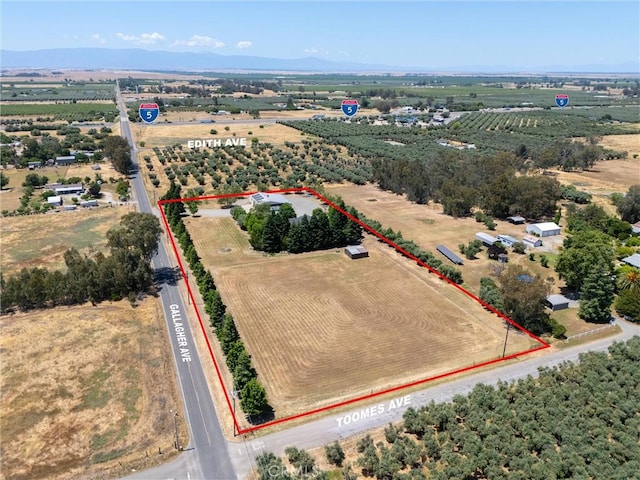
[0,298,185,480]
[184,216,536,419]
[0,205,130,276]
[325,184,548,294]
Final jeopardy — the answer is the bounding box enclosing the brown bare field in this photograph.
[0,298,186,480]
[0,205,130,276]
[184,216,536,420]
[0,165,70,211]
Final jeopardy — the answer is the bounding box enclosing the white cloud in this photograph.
[305,47,328,56]
[236,41,252,50]
[92,33,106,45]
[172,35,225,48]
[116,32,165,45]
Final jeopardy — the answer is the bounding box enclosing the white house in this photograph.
[526,222,561,237]
[496,234,520,248]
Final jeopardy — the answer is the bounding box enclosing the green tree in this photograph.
[614,289,640,321]
[579,267,615,323]
[87,181,101,198]
[262,212,283,253]
[325,441,346,467]
[617,268,640,293]
[106,212,162,262]
[479,276,503,311]
[616,185,640,223]
[240,378,269,418]
[103,135,133,174]
[0,172,8,189]
[499,265,550,334]
[284,446,316,473]
[255,452,291,480]
[555,229,615,290]
[22,173,48,188]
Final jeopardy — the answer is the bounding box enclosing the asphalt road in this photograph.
[115,84,236,480]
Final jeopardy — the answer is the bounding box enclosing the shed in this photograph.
[496,234,519,248]
[507,216,526,224]
[475,232,498,247]
[622,253,640,269]
[437,244,464,265]
[526,222,561,237]
[54,155,76,166]
[522,235,542,248]
[81,200,98,207]
[63,205,77,211]
[546,294,570,311]
[47,195,62,206]
[344,245,369,260]
[28,161,42,170]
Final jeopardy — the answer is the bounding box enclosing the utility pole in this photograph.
[502,322,511,358]
[231,390,239,437]
[171,410,179,450]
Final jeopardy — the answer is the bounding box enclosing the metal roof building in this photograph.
[526,222,561,237]
[475,232,498,246]
[546,294,570,311]
[437,244,463,265]
[622,253,640,269]
[344,245,369,259]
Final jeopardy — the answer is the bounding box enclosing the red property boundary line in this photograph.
[158,187,551,436]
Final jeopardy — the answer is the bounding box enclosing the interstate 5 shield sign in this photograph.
[555,94,569,108]
[139,103,160,123]
[341,99,359,118]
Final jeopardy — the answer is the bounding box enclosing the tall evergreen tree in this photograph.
[579,266,615,323]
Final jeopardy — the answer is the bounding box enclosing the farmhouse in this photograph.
[46,195,62,206]
[437,244,463,265]
[522,235,543,248]
[54,155,76,166]
[507,216,526,225]
[526,222,561,237]
[475,232,498,247]
[496,234,519,248]
[249,192,290,211]
[546,294,570,311]
[344,245,369,260]
[621,253,640,269]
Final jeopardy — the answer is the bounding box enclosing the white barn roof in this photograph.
[530,222,560,232]
[622,253,640,269]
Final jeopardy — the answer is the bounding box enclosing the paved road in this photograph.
[115,84,236,480]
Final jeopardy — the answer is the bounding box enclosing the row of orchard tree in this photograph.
[256,337,640,480]
[161,182,272,421]
[231,198,363,254]
[0,213,161,312]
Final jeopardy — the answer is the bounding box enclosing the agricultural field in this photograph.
[184,215,537,420]
[0,205,130,275]
[1,83,115,102]
[0,102,118,122]
[0,297,185,480]
[326,184,562,293]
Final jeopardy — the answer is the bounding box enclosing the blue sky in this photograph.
[2,1,639,70]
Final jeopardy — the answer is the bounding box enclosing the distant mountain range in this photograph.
[1,48,639,74]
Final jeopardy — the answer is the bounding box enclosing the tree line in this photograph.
[256,337,640,479]
[0,213,161,312]
[162,182,272,421]
[230,199,363,254]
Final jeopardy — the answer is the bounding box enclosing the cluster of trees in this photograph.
[231,199,363,254]
[257,337,640,479]
[0,213,161,312]
[371,151,561,219]
[103,135,133,174]
[616,184,640,224]
[554,200,640,323]
[162,183,272,420]
[478,266,565,337]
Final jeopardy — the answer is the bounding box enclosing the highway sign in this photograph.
[139,103,160,123]
[555,94,569,108]
[341,99,359,118]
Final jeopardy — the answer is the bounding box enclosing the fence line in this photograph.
[564,323,616,342]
